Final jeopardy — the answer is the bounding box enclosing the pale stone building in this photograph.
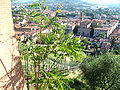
[94,20,119,38]
[77,20,92,37]
[75,12,92,37]
[94,27,111,38]
[92,19,106,26]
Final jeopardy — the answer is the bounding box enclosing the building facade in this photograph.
[77,20,92,36]
[94,20,119,38]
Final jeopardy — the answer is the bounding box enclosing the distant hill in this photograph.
[14,0,92,5]
[14,0,120,8]
[13,0,94,10]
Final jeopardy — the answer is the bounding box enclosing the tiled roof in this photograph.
[110,29,120,37]
[15,25,21,28]
[81,20,91,25]
[16,36,21,39]
[15,31,24,35]
[15,25,32,29]
[33,26,40,29]
[95,27,111,31]
[92,19,105,23]
[22,26,32,29]
[25,32,34,35]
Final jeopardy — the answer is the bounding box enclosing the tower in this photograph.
[80,12,84,21]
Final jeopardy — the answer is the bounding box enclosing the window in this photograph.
[83,32,84,35]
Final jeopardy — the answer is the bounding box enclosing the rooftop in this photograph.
[95,27,111,31]
[110,29,120,37]
[92,19,106,23]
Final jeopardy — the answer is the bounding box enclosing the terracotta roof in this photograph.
[69,18,79,21]
[99,39,110,42]
[15,25,32,29]
[15,25,21,28]
[81,20,91,25]
[50,13,55,16]
[22,26,32,29]
[15,31,24,35]
[95,27,111,31]
[110,29,120,37]
[33,26,40,29]
[92,19,106,23]
[25,32,34,35]
[15,31,25,39]
[16,36,21,39]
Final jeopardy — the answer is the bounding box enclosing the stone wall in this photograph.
[0,0,26,89]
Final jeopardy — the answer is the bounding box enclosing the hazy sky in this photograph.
[16,0,120,4]
[82,0,120,4]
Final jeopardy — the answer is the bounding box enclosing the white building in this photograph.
[94,20,119,38]
[94,27,111,38]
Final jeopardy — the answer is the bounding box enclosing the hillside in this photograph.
[13,0,94,10]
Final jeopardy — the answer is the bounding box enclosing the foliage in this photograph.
[93,43,99,50]
[113,46,120,55]
[81,38,91,45]
[111,37,117,48]
[69,79,90,90]
[82,9,96,19]
[98,33,106,38]
[18,0,85,89]
[80,53,120,90]
[91,25,102,37]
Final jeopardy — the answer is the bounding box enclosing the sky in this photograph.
[82,0,120,4]
[16,0,120,5]
[15,0,38,3]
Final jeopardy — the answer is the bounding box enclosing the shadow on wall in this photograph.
[0,34,26,90]
[0,58,25,90]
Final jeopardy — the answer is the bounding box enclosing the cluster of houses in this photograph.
[58,12,120,51]
[13,9,120,51]
[14,22,53,43]
[58,12,119,38]
[14,9,55,42]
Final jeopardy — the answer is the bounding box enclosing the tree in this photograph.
[80,53,120,90]
[98,33,106,38]
[94,43,99,51]
[18,1,85,90]
[0,0,26,90]
[111,37,117,48]
[81,38,91,45]
[113,46,120,55]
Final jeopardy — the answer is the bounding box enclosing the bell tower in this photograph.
[80,12,84,21]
